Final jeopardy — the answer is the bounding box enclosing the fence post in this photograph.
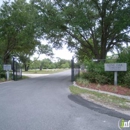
[71,57,74,82]
[16,62,17,81]
[13,57,15,80]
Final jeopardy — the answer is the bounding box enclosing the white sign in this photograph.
[3,64,11,71]
[105,63,127,71]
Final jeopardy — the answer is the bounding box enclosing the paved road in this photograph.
[22,73,49,78]
[0,70,129,130]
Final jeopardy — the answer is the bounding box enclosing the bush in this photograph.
[0,78,6,82]
[79,72,89,79]
[0,70,6,79]
[124,71,130,88]
[80,60,130,87]
[116,47,130,87]
[95,74,110,84]
[85,72,97,83]
[0,64,6,79]
[86,62,114,84]
[87,62,105,74]
[76,77,89,86]
[81,72,111,84]
[0,64,2,71]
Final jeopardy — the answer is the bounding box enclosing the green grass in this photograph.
[0,78,6,82]
[69,86,130,110]
[22,69,68,74]
[76,77,89,86]
[22,76,30,79]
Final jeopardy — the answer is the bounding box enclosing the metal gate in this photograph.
[12,57,22,81]
[71,57,80,82]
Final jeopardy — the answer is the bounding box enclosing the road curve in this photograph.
[0,70,129,130]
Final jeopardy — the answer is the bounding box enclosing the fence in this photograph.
[0,57,7,80]
[71,57,80,82]
[12,57,22,81]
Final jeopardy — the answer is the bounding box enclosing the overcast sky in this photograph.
[0,0,3,5]
[0,0,74,61]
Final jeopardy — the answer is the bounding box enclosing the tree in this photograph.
[117,47,130,71]
[30,58,41,70]
[54,58,70,68]
[17,43,53,71]
[0,0,38,63]
[41,58,53,69]
[36,44,53,59]
[33,0,130,60]
[17,53,32,71]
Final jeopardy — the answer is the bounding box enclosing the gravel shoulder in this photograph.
[73,82,130,116]
[80,93,130,116]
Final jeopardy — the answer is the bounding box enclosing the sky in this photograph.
[0,0,74,61]
[32,40,74,61]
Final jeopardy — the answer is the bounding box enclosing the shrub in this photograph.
[0,71,6,79]
[76,77,89,86]
[81,72,111,84]
[116,47,130,87]
[0,64,6,79]
[84,72,97,83]
[0,78,6,82]
[95,74,110,84]
[86,61,114,84]
[79,72,89,79]
[80,61,130,86]
[0,64,2,72]
[124,71,130,88]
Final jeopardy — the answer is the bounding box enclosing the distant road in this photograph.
[22,73,49,78]
[0,70,129,130]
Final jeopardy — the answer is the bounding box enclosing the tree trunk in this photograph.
[3,54,11,64]
[40,65,42,71]
[100,21,107,60]
[24,64,29,71]
[100,44,107,60]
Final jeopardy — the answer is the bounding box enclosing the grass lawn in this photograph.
[22,69,68,74]
[22,75,30,79]
[70,86,130,110]
[0,78,6,82]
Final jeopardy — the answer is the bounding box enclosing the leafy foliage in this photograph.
[79,55,130,88]
[116,47,130,86]
[0,0,40,63]
[76,77,89,86]
[95,74,110,84]
[32,0,130,60]
[124,72,130,88]
[29,58,71,70]
[81,62,114,84]
[117,47,130,71]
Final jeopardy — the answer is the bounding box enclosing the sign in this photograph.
[105,63,127,71]
[3,64,11,71]
[104,63,127,86]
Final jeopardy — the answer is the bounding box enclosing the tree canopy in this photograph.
[33,0,130,60]
[1,0,130,65]
[0,0,53,64]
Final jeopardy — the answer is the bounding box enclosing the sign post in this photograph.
[3,64,11,80]
[114,71,117,86]
[104,63,127,86]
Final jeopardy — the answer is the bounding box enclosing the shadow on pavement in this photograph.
[68,94,130,120]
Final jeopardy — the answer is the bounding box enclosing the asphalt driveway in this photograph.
[0,70,129,130]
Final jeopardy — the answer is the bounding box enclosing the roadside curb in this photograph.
[73,81,130,101]
[0,80,13,85]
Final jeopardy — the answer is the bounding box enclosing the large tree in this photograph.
[17,43,53,71]
[0,0,39,63]
[33,0,130,60]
